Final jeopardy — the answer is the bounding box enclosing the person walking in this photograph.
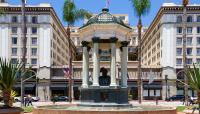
[27,94,33,106]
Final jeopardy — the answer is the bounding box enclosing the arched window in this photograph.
[197,16,200,22]
[187,16,193,22]
[176,16,182,23]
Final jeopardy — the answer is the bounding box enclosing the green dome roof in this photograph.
[80,8,131,29]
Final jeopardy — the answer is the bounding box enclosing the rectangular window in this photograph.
[176,58,182,65]
[11,48,17,56]
[31,37,37,45]
[11,58,17,64]
[177,27,182,34]
[197,48,200,55]
[12,37,17,45]
[187,27,193,34]
[176,48,182,55]
[32,16,38,24]
[187,37,192,45]
[197,27,200,33]
[11,16,18,23]
[31,59,37,65]
[187,48,192,55]
[197,59,200,63]
[186,58,193,65]
[31,27,37,34]
[31,48,37,56]
[176,37,182,45]
[11,27,17,34]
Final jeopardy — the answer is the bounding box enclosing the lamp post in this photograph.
[20,70,37,107]
[182,0,189,105]
[165,75,168,101]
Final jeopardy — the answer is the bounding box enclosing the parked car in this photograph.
[167,95,185,101]
[14,96,40,102]
[189,96,198,104]
[14,97,21,102]
[51,96,68,102]
[32,96,40,102]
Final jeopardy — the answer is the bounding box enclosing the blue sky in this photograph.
[8,0,200,27]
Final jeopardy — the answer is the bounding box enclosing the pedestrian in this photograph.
[24,96,28,107]
[28,94,33,106]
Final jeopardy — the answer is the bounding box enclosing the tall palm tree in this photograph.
[21,0,27,106]
[130,0,151,104]
[182,0,189,105]
[63,0,91,103]
[185,64,200,114]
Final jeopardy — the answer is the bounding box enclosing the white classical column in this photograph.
[92,37,100,86]
[110,37,118,86]
[81,41,89,88]
[121,41,129,87]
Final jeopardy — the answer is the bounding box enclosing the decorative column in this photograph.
[81,41,90,88]
[110,37,118,86]
[121,41,129,87]
[92,37,100,86]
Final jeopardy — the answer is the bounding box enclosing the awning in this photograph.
[50,84,67,88]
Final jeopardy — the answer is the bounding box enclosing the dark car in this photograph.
[167,95,185,101]
[51,96,68,102]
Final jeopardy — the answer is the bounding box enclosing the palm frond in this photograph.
[130,0,151,18]
[185,63,200,92]
[63,0,91,26]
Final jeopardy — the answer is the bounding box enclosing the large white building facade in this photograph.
[142,3,200,100]
[0,2,76,100]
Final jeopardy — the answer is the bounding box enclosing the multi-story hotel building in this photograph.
[142,3,200,100]
[0,2,76,100]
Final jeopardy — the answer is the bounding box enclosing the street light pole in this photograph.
[20,70,37,107]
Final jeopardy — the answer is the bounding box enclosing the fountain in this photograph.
[33,8,177,114]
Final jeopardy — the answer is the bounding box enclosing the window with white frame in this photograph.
[177,27,182,34]
[176,37,182,45]
[187,48,192,55]
[176,58,182,65]
[187,27,193,34]
[186,58,193,65]
[197,48,200,55]
[186,37,192,45]
[176,48,182,55]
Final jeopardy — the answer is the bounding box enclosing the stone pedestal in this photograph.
[80,87,128,104]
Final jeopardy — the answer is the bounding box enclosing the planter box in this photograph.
[0,107,22,114]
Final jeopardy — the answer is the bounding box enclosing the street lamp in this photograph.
[20,70,37,107]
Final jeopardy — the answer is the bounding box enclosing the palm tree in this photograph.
[0,58,22,107]
[63,0,91,103]
[182,0,189,105]
[130,0,151,104]
[185,64,200,114]
[21,0,27,106]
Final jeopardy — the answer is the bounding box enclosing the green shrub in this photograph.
[23,106,33,113]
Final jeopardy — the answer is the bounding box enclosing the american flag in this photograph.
[63,67,71,78]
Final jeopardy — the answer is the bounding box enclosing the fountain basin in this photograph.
[33,105,177,114]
